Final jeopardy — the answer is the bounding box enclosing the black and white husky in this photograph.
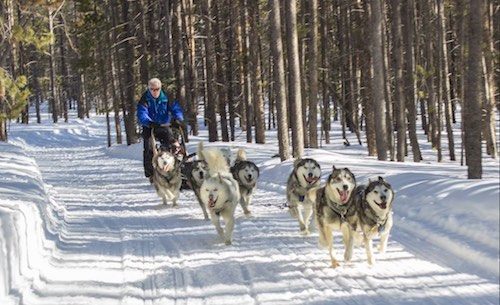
[198,142,240,245]
[231,149,260,216]
[150,136,182,207]
[308,166,357,268]
[286,158,321,234]
[184,159,210,220]
[354,176,395,265]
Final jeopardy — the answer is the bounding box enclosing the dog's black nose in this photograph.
[380,195,387,201]
[199,172,204,179]
[308,173,313,178]
[248,174,252,180]
[209,194,214,200]
[343,185,348,190]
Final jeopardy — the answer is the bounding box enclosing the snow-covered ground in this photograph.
[0,108,498,305]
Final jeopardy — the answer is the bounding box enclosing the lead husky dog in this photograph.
[354,176,395,265]
[198,142,240,245]
[308,166,357,268]
[286,158,321,234]
[150,135,182,207]
[184,159,210,220]
[230,149,260,216]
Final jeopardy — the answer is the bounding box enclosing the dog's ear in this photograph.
[378,176,384,183]
[293,158,301,168]
[332,165,336,171]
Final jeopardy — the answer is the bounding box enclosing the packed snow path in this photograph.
[3,121,499,305]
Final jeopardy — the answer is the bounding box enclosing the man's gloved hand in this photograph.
[150,122,161,129]
[171,119,183,129]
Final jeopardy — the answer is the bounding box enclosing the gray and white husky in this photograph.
[231,149,260,216]
[353,176,395,265]
[150,136,182,207]
[307,166,357,268]
[185,159,210,220]
[286,158,321,234]
[198,142,240,245]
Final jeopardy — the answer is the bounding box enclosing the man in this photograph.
[137,78,185,182]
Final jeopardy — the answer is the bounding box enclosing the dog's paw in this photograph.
[300,228,310,236]
[225,240,232,246]
[331,260,340,268]
[244,210,252,217]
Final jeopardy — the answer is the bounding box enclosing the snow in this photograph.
[0,108,499,305]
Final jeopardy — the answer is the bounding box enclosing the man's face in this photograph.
[149,86,161,98]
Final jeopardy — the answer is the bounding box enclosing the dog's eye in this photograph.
[374,190,378,194]
[336,177,341,182]
[214,188,218,191]
[384,189,388,192]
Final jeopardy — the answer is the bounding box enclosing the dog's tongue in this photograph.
[208,198,216,208]
[379,202,387,209]
[340,190,349,203]
[162,164,171,172]
[306,176,316,184]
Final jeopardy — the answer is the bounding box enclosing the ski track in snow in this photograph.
[1,118,499,305]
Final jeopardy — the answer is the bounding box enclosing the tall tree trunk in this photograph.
[391,0,406,162]
[184,0,199,136]
[437,0,456,161]
[248,0,265,143]
[369,0,388,161]
[122,0,139,145]
[172,0,186,109]
[200,0,218,141]
[423,0,440,160]
[214,0,229,142]
[381,2,394,160]
[320,1,330,144]
[226,0,236,141]
[269,0,290,161]
[403,0,422,162]
[284,0,304,158]
[58,15,69,123]
[48,9,58,123]
[307,0,319,148]
[464,0,483,178]
[482,1,498,158]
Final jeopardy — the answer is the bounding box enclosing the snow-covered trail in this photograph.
[2,119,498,305]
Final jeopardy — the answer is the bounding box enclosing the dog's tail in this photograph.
[198,141,229,176]
[235,148,247,162]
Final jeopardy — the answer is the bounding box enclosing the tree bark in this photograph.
[284,0,304,158]
[369,0,388,160]
[248,0,265,143]
[403,0,422,162]
[437,0,456,161]
[269,0,290,160]
[307,0,319,148]
[464,0,483,178]
[200,0,219,141]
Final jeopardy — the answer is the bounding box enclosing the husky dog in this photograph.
[354,176,394,265]
[308,166,357,268]
[184,159,210,220]
[150,136,182,207]
[198,142,240,245]
[230,149,260,216]
[286,158,321,234]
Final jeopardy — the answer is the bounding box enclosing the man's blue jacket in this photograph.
[136,89,184,127]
